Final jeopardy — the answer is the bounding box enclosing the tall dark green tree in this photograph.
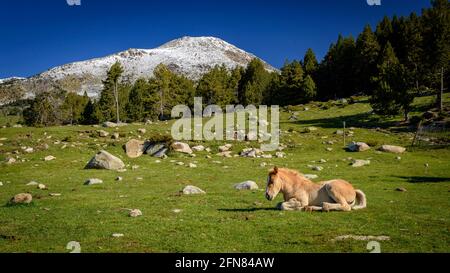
[61,92,89,125]
[355,25,381,95]
[97,62,124,123]
[196,65,236,107]
[238,59,271,106]
[303,48,318,76]
[422,0,450,110]
[371,42,416,121]
[126,78,148,121]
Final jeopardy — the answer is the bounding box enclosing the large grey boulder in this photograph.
[85,150,125,170]
[347,142,370,152]
[124,139,147,158]
[145,143,167,157]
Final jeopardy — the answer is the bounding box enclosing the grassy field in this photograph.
[0,95,449,253]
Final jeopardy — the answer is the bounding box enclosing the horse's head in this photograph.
[265,167,282,201]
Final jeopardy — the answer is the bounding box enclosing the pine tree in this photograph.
[238,59,271,106]
[302,75,317,101]
[97,62,124,123]
[197,65,235,107]
[355,25,381,95]
[303,48,318,76]
[422,0,450,110]
[126,78,148,121]
[371,42,415,120]
[375,16,393,49]
[81,99,98,125]
[61,92,89,125]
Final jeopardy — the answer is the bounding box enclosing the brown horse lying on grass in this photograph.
[265,167,366,212]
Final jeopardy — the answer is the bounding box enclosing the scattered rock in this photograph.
[44,155,56,161]
[379,145,406,154]
[137,128,146,134]
[347,142,370,152]
[85,150,125,170]
[172,209,182,213]
[112,233,124,238]
[9,193,32,205]
[318,159,327,163]
[115,176,123,182]
[396,187,407,192]
[219,144,232,152]
[24,147,34,153]
[102,121,117,128]
[145,143,167,158]
[309,165,323,171]
[5,157,16,164]
[26,181,39,186]
[234,181,259,190]
[182,185,206,195]
[192,145,205,152]
[275,152,286,158]
[129,209,142,217]
[396,156,402,160]
[0,182,3,186]
[37,184,47,190]
[111,133,120,140]
[49,193,61,197]
[217,151,233,158]
[84,178,103,185]
[176,162,185,166]
[171,142,193,154]
[260,162,267,167]
[132,165,139,170]
[97,130,109,137]
[124,139,146,158]
[304,174,318,180]
[351,159,370,168]
[188,163,197,168]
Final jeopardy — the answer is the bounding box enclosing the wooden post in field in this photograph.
[439,67,444,112]
[343,121,346,147]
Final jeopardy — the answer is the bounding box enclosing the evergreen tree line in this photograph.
[23,0,449,126]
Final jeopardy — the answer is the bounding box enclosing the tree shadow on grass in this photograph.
[218,207,278,212]
[394,176,450,183]
[293,112,401,130]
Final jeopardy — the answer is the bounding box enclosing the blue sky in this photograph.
[0,0,431,78]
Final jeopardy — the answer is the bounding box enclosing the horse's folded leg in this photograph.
[278,200,303,211]
[305,206,323,212]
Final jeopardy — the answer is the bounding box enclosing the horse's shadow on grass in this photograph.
[218,207,278,212]
[394,176,450,183]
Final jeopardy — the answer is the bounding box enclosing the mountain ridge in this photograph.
[0,36,277,105]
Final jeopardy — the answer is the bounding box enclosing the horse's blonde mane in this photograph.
[278,168,304,180]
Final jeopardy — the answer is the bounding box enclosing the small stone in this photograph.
[111,133,120,140]
[260,162,267,167]
[112,233,124,238]
[319,159,327,163]
[10,193,32,204]
[137,128,146,134]
[326,148,333,152]
[182,185,206,195]
[115,176,123,181]
[5,157,16,164]
[44,155,56,161]
[27,181,39,186]
[49,193,61,197]
[304,174,318,180]
[351,159,370,168]
[379,145,406,154]
[37,184,47,190]
[275,152,286,158]
[132,165,139,170]
[97,130,109,137]
[176,162,185,166]
[192,145,205,152]
[129,209,142,217]
[172,209,182,213]
[396,187,407,192]
[188,163,197,168]
[396,156,402,160]
[311,166,323,171]
[234,181,259,190]
[24,147,34,153]
[84,178,103,185]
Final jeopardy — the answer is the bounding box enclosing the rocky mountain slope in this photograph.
[0,36,277,104]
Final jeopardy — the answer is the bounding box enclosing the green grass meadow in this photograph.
[0,95,449,253]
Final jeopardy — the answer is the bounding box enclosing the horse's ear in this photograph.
[273,166,278,174]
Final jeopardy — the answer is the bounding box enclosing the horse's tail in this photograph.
[352,189,367,210]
